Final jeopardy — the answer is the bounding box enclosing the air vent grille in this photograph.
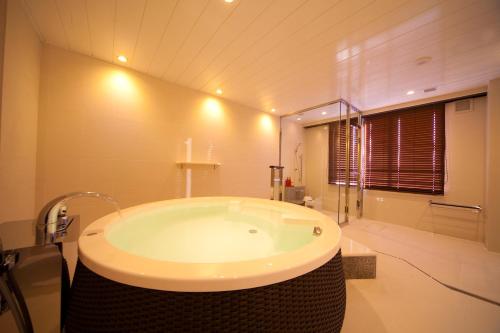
[455,99,473,113]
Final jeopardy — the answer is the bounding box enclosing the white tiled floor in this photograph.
[341,218,500,333]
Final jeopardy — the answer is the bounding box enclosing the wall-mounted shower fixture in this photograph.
[294,143,303,185]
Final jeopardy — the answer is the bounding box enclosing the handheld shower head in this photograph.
[294,143,302,154]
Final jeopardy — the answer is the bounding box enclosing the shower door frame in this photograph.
[279,98,363,225]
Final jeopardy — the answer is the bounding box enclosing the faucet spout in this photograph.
[36,192,121,245]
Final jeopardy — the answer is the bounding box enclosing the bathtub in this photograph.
[66,197,345,332]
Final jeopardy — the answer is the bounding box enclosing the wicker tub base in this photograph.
[66,250,345,332]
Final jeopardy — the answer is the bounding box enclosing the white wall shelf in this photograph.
[176,161,221,169]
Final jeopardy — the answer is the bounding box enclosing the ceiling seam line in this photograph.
[211,0,347,92]
[198,0,313,91]
[184,0,277,87]
[146,0,179,74]
[20,0,46,42]
[130,0,148,66]
[160,0,211,80]
[84,0,93,56]
[53,0,71,50]
[112,0,117,62]
[173,0,242,83]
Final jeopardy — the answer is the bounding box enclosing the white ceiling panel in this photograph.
[24,0,68,47]
[130,0,178,72]
[113,0,147,67]
[189,0,308,91]
[200,0,347,91]
[176,0,274,86]
[86,0,115,62]
[22,0,500,113]
[162,0,239,82]
[147,0,209,77]
[55,0,91,55]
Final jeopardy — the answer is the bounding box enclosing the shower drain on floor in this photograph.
[248,229,258,234]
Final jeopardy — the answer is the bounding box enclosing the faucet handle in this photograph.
[56,217,74,237]
[55,205,75,238]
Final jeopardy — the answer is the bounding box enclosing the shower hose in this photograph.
[372,249,500,307]
[0,253,34,333]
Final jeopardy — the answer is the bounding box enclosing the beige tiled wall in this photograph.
[0,0,41,223]
[0,1,42,330]
[35,46,279,233]
[485,78,500,251]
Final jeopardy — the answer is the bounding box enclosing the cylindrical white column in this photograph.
[185,138,192,198]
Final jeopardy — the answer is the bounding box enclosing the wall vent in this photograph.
[455,99,473,113]
[424,87,437,93]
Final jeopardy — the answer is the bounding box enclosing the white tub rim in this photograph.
[78,196,341,292]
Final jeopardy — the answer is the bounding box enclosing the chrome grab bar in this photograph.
[428,200,482,212]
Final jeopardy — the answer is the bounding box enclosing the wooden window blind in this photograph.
[328,118,359,185]
[363,103,445,194]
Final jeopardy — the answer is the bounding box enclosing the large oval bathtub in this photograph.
[78,197,341,291]
[68,197,346,332]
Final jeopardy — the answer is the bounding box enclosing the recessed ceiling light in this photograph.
[117,55,128,63]
[271,108,276,112]
[321,111,327,115]
[216,88,223,95]
[224,0,234,3]
[406,90,415,95]
[297,117,302,121]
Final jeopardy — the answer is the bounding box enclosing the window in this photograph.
[363,103,445,194]
[328,118,359,185]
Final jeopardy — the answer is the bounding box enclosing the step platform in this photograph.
[340,236,377,279]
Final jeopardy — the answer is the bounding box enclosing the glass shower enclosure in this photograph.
[279,99,362,225]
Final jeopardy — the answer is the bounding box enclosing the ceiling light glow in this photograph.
[271,108,276,112]
[224,0,234,3]
[260,114,273,131]
[406,90,415,95]
[216,88,223,95]
[297,117,302,121]
[117,55,128,63]
[203,98,224,119]
[321,111,327,115]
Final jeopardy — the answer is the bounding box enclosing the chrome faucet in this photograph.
[36,191,120,245]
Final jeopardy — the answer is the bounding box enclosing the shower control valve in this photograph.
[55,206,74,239]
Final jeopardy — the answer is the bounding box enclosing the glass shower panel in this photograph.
[280,101,344,225]
[279,100,362,225]
[337,104,362,224]
[337,103,347,224]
